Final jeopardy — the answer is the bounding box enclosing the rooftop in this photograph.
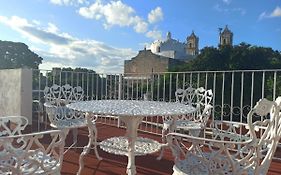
[38,122,281,175]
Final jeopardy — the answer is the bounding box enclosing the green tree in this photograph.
[169,43,281,121]
[172,42,281,72]
[0,40,43,69]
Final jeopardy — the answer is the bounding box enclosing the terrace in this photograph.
[1,68,281,174]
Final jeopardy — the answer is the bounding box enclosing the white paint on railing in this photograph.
[273,71,277,99]
[230,72,234,122]
[251,72,254,109]
[31,69,281,157]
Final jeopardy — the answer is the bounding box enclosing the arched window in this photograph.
[189,43,192,48]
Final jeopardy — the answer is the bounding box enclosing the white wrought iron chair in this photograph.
[167,97,281,175]
[158,87,213,160]
[0,116,66,175]
[44,84,85,150]
[43,84,101,174]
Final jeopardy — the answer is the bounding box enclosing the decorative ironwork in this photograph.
[0,116,66,174]
[167,98,281,174]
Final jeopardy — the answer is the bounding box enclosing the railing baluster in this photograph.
[157,74,160,101]
[183,73,186,89]
[212,72,216,123]
[251,72,254,108]
[205,72,208,90]
[230,72,234,122]
[197,73,200,88]
[273,71,277,100]
[221,72,225,122]
[240,72,244,124]
[86,72,89,100]
[96,74,99,100]
[169,73,172,101]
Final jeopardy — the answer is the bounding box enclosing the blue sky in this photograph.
[0,0,280,73]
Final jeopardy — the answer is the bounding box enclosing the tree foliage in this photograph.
[168,43,281,121]
[170,42,281,71]
[0,40,43,69]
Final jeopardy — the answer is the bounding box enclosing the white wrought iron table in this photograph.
[67,100,196,175]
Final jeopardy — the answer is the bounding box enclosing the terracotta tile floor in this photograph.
[59,123,281,175]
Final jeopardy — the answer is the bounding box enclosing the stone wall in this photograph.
[124,50,170,76]
[0,69,32,124]
[124,49,185,76]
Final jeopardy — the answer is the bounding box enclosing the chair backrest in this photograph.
[44,84,85,128]
[247,97,281,174]
[195,87,213,110]
[0,128,66,174]
[44,84,84,106]
[193,87,213,123]
[175,86,196,104]
[208,98,281,174]
[0,116,28,136]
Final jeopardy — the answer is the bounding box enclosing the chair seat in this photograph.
[173,154,208,175]
[1,150,61,175]
[163,120,203,130]
[173,153,263,175]
[51,118,87,129]
[163,120,203,137]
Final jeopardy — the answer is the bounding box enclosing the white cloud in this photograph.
[79,1,165,34]
[214,4,246,15]
[39,60,67,70]
[133,16,148,33]
[0,16,30,27]
[50,0,88,6]
[222,0,231,5]
[259,6,281,20]
[51,0,164,42]
[270,6,281,17]
[47,23,59,33]
[146,29,162,40]
[148,7,163,24]
[0,15,136,73]
[259,12,267,20]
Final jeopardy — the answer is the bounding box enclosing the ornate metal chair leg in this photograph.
[92,125,102,160]
[157,127,167,160]
[77,114,102,175]
[73,128,78,151]
[77,145,90,175]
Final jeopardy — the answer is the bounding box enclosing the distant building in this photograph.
[219,25,233,46]
[124,49,184,77]
[150,31,198,60]
[124,26,234,76]
[186,31,199,56]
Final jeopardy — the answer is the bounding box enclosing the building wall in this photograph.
[124,50,186,77]
[0,69,32,124]
[124,50,170,75]
[150,35,189,59]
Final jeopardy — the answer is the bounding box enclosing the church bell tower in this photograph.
[186,31,199,56]
[219,25,233,46]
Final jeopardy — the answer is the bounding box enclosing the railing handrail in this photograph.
[33,68,281,75]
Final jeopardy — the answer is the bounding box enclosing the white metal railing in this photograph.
[32,69,281,134]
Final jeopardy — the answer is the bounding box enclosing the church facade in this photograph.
[124,25,233,76]
[150,31,198,60]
